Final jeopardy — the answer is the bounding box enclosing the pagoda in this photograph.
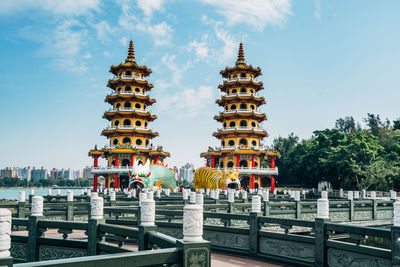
[88,40,170,190]
[200,42,279,190]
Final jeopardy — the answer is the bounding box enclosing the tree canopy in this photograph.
[271,114,400,190]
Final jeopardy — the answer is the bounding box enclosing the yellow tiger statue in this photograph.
[194,167,240,190]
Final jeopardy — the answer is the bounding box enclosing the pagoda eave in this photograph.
[212,130,268,139]
[107,79,153,90]
[105,95,156,105]
[103,113,157,121]
[216,97,266,106]
[218,81,264,91]
[214,113,267,122]
[110,62,152,76]
[101,129,159,138]
[220,65,262,78]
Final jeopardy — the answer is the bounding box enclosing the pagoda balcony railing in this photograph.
[220,145,268,151]
[215,167,278,175]
[104,125,152,131]
[225,77,259,83]
[108,91,148,97]
[106,107,149,113]
[223,92,262,98]
[221,109,263,115]
[111,75,147,81]
[218,126,266,132]
[103,145,152,150]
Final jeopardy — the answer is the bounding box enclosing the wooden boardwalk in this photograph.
[12,229,288,267]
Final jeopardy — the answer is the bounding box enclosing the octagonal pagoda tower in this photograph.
[200,42,279,190]
[89,40,170,190]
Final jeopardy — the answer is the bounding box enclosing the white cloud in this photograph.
[201,0,292,30]
[188,36,209,61]
[40,19,90,72]
[0,0,100,16]
[94,20,114,43]
[314,0,322,21]
[158,85,214,117]
[137,0,164,18]
[118,2,172,46]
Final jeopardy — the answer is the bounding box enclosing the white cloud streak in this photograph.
[200,0,292,30]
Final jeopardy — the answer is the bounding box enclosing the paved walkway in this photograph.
[12,229,288,266]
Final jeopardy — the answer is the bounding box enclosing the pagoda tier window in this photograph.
[114,120,120,126]
[252,140,257,146]
[125,86,132,92]
[145,122,148,127]
[126,71,132,76]
[227,161,234,168]
[146,140,149,145]
[137,160,143,165]
[223,122,227,127]
[240,160,248,167]
[232,89,237,94]
[222,141,225,146]
[240,73,246,78]
[233,74,237,78]
[229,121,235,127]
[230,104,237,110]
[113,139,118,145]
[123,119,131,126]
[122,159,130,166]
[122,137,131,144]
[136,139,142,145]
[117,87,121,93]
[250,89,254,94]
[220,161,224,168]
[240,103,247,109]
[250,105,255,110]
[228,140,235,146]
[144,104,147,109]
[124,102,131,108]
[135,120,141,126]
[135,87,140,93]
[225,106,228,111]
[240,120,247,127]
[239,139,248,146]
[135,103,141,109]
[254,162,258,167]
[116,103,121,109]
[251,122,256,127]
[240,87,246,93]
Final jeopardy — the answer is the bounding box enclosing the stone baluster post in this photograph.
[249,196,261,257]
[147,192,154,200]
[182,190,189,204]
[339,188,344,198]
[109,191,116,206]
[0,209,12,266]
[155,190,161,200]
[29,189,34,204]
[391,191,397,201]
[88,197,104,256]
[242,191,248,203]
[348,191,354,221]
[177,204,210,267]
[138,198,157,251]
[196,193,204,207]
[321,191,328,199]
[228,191,235,213]
[189,192,196,204]
[354,191,360,199]
[392,200,400,265]
[362,189,367,199]
[315,196,330,267]
[262,190,270,216]
[294,191,301,219]
[67,191,74,221]
[28,196,44,261]
[371,191,377,220]
[18,191,26,221]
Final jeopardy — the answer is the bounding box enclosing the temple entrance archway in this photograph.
[240,176,250,189]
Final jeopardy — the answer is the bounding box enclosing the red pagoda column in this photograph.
[155,156,159,163]
[236,155,240,168]
[93,156,98,192]
[114,154,119,189]
[212,156,215,168]
[206,158,209,167]
[270,156,275,191]
[250,155,255,189]
[130,154,134,167]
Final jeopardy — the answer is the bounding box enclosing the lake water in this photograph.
[0,188,86,200]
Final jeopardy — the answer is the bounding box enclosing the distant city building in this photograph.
[0,167,18,178]
[31,167,48,181]
[21,167,32,181]
[75,170,83,179]
[83,166,93,179]
[183,163,194,183]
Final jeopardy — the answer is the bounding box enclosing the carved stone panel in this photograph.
[39,245,87,261]
[203,230,249,251]
[330,212,349,222]
[354,211,373,220]
[301,213,317,221]
[259,237,314,261]
[185,247,210,267]
[377,210,393,220]
[10,242,28,261]
[327,248,390,267]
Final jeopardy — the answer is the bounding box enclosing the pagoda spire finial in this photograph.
[126,39,136,62]
[235,42,246,65]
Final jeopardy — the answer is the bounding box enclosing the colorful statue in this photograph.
[128,159,176,190]
[194,167,240,190]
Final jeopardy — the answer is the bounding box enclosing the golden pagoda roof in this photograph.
[101,128,159,138]
[109,40,152,76]
[200,148,280,158]
[214,111,267,122]
[107,78,154,90]
[218,80,264,92]
[216,95,266,106]
[105,94,156,105]
[212,128,268,139]
[220,42,262,78]
[103,110,157,121]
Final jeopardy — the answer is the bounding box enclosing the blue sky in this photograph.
[0,0,399,170]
